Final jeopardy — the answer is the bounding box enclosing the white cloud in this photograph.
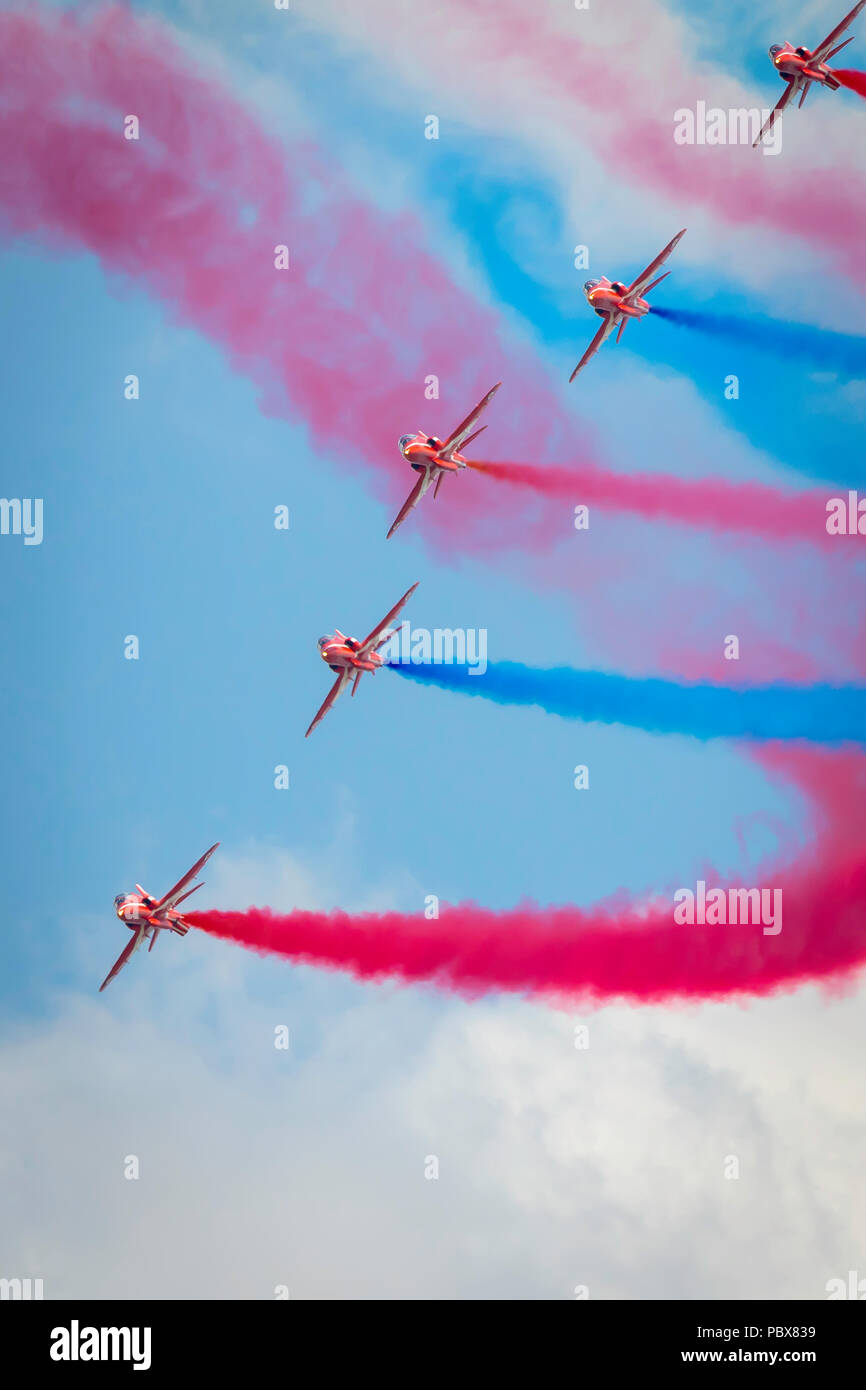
[2,839,863,1298]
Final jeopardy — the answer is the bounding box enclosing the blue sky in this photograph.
[1,0,864,1300]
[0,0,851,1049]
[0,245,794,1016]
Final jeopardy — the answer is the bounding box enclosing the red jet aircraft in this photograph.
[305,582,419,737]
[100,842,219,991]
[387,384,501,539]
[569,230,687,383]
[753,1,865,146]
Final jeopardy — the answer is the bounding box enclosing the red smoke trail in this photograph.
[836,69,866,98]
[191,749,866,1003]
[467,460,833,547]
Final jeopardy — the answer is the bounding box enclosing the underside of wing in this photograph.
[569,317,616,382]
[358,581,420,656]
[440,382,501,459]
[304,669,350,738]
[814,0,864,61]
[753,80,797,146]
[386,472,432,540]
[155,842,220,911]
[625,228,687,301]
[99,927,145,992]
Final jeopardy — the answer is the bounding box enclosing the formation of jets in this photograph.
[299,220,687,744]
[101,5,865,990]
[754,1,865,146]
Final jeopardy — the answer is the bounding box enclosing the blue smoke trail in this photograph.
[651,305,866,379]
[389,662,866,745]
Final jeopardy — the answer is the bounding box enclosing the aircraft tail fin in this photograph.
[642,271,671,296]
[827,35,855,62]
[172,883,203,908]
[352,669,363,696]
[460,425,487,452]
[433,471,445,499]
[799,79,812,106]
[616,317,629,344]
[148,929,159,953]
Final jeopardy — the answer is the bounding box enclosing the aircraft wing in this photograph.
[386,471,434,540]
[154,842,220,912]
[357,581,419,657]
[624,229,687,301]
[304,668,351,738]
[99,925,146,992]
[569,316,617,382]
[440,382,501,460]
[752,79,798,146]
[814,0,864,61]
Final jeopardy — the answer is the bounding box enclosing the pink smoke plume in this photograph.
[836,69,866,99]
[0,3,845,561]
[190,749,866,1004]
[467,460,834,547]
[0,4,560,558]
[431,0,866,284]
